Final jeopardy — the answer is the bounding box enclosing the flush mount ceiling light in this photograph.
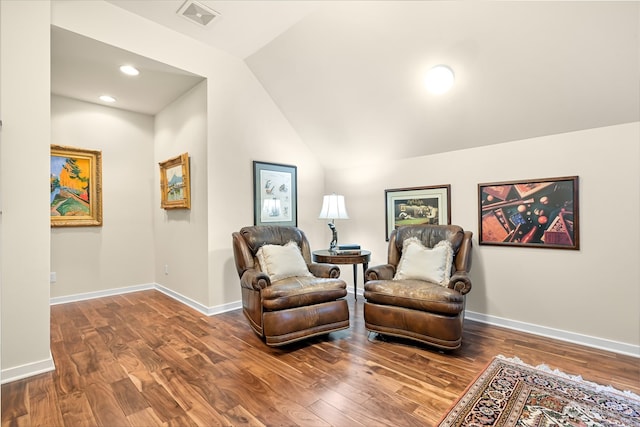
[119,65,139,76]
[425,65,455,95]
[99,95,116,103]
[177,0,221,27]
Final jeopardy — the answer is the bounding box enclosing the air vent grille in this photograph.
[177,0,221,27]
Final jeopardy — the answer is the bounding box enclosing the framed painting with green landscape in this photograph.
[385,185,451,240]
[50,145,103,227]
[159,153,191,209]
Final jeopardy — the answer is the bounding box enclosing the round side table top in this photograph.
[312,250,371,264]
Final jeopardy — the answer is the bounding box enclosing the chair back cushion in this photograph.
[389,224,464,268]
[256,241,313,282]
[233,226,312,278]
[394,238,453,285]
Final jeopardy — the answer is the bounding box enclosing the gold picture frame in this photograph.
[159,153,191,209]
[50,145,103,227]
[384,185,451,240]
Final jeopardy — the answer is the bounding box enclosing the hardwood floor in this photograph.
[2,290,639,426]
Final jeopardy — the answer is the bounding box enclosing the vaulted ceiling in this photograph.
[54,1,640,169]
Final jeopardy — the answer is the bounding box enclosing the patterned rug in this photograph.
[438,355,640,426]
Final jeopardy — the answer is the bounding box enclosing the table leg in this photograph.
[360,263,369,301]
[352,264,358,300]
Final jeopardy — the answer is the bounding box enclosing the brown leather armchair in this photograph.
[232,225,350,346]
[364,224,472,350]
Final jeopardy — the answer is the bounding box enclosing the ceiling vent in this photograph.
[177,0,221,27]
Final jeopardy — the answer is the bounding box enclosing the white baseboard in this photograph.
[1,353,55,385]
[50,283,155,305]
[42,289,640,359]
[154,284,242,316]
[50,283,242,316]
[206,299,243,315]
[347,289,639,357]
[7,286,635,384]
[465,311,640,358]
[3,284,242,384]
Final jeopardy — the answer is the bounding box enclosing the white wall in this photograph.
[154,81,208,305]
[0,0,53,380]
[51,1,327,313]
[0,0,329,381]
[204,53,327,310]
[327,123,640,353]
[50,96,156,298]
[4,0,634,384]
[0,0,328,382]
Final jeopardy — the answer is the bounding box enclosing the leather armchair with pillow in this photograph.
[364,224,472,350]
[232,225,350,346]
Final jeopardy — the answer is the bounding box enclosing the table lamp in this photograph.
[318,194,349,252]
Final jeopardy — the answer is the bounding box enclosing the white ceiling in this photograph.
[105,0,322,59]
[51,26,205,115]
[52,0,319,116]
[52,1,640,168]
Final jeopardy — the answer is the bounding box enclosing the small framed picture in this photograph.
[159,153,191,209]
[385,185,451,240]
[50,145,103,227]
[478,176,579,249]
[253,161,297,227]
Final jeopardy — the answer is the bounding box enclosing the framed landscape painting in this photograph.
[385,185,451,240]
[50,145,103,227]
[159,153,191,209]
[478,176,579,249]
[253,161,297,227]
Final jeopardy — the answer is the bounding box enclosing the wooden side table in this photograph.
[312,250,371,300]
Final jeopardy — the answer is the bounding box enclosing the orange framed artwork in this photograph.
[50,145,103,227]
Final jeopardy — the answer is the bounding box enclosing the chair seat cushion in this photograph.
[262,277,347,311]
[364,279,463,315]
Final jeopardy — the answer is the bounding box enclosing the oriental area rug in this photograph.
[438,355,640,427]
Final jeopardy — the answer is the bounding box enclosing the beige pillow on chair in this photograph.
[393,237,453,285]
[256,241,313,282]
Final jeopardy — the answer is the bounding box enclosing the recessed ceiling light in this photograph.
[99,95,116,103]
[425,65,455,95]
[120,65,139,76]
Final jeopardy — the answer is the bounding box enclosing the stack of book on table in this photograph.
[335,244,361,255]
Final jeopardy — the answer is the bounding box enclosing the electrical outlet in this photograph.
[50,272,57,283]
[164,265,169,275]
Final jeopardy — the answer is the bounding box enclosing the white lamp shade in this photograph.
[318,194,349,220]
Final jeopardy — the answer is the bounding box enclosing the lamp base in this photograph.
[328,222,338,253]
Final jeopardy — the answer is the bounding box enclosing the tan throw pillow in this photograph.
[393,237,453,285]
[256,240,312,282]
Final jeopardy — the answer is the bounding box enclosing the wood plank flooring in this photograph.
[2,290,639,426]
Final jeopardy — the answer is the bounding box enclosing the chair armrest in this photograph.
[447,271,472,295]
[308,263,341,278]
[365,264,396,281]
[240,269,270,291]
